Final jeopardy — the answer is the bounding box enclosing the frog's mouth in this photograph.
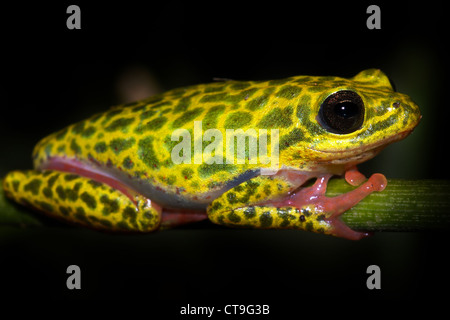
[306,129,413,165]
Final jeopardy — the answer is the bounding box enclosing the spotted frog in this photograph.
[3,69,421,240]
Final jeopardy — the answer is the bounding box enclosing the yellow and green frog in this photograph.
[2,69,421,240]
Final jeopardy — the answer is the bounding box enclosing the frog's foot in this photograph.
[344,165,367,186]
[207,172,387,240]
[265,172,386,240]
[3,170,161,232]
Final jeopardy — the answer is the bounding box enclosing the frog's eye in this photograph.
[317,90,365,134]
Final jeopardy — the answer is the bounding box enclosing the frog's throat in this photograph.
[305,129,412,164]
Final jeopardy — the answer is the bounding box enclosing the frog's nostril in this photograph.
[392,101,400,108]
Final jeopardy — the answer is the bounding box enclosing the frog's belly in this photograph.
[38,157,260,210]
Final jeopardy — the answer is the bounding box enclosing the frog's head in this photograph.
[290,69,421,172]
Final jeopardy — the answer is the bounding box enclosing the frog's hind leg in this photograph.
[207,175,305,231]
[2,170,161,232]
[207,173,387,240]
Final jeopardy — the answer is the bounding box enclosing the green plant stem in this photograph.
[329,179,450,231]
[1,178,450,231]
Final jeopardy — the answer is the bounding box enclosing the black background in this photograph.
[0,0,448,315]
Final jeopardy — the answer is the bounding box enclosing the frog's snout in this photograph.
[396,97,421,130]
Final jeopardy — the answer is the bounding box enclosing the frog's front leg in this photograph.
[3,170,161,232]
[207,171,387,240]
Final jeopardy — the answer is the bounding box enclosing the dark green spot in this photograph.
[263,184,271,196]
[357,113,399,140]
[122,206,138,228]
[24,179,42,195]
[94,141,108,153]
[56,186,66,200]
[197,163,236,178]
[135,116,168,134]
[276,85,302,99]
[181,168,194,180]
[100,195,120,216]
[301,208,312,217]
[81,126,97,138]
[140,110,156,120]
[110,137,135,154]
[64,174,79,181]
[43,187,53,199]
[259,212,273,228]
[199,92,229,103]
[227,211,241,223]
[66,183,82,201]
[279,128,306,151]
[295,96,324,137]
[209,201,222,213]
[243,207,256,219]
[81,192,97,209]
[203,105,226,130]
[316,214,325,222]
[172,108,204,128]
[166,175,176,185]
[105,117,135,132]
[224,111,253,129]
[70,139,82,154]
[74,207,89,223]
[47,174,60,188]
[88,180,103,188]
[257,106,293,128]
[122,157,134,169]
[227,192,237,204]
[246,94,270,111]
[102,109,123,124]
[173,91,199,113]
[143,211,155,221]
[138,136,160,169]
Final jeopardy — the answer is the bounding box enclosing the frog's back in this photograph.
[31,76,313,205]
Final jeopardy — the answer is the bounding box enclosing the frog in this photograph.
[2,69,421,240]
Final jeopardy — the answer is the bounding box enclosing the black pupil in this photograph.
[318,90,364,134]
[334,102,358,119]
